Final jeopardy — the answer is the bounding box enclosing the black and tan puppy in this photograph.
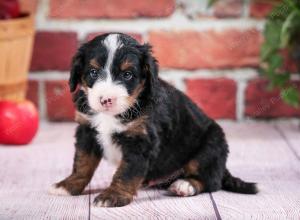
[49,33,258,207]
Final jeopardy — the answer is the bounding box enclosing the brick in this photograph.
[149,30,262,70]
[86,32,143,43]
[245,79,300,118]
[250,2,275,18]
[213,0,243,18]
[26,80,39,108]
[45,80,75,121]
[186,78,237,119]
[50,0,175,18]
[30,32,78,71]
[20,0,38,14]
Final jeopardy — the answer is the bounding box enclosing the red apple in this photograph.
[0,0,21,20]
[0,100,39,145]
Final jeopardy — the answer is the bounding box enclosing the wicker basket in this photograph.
[0,14,35,101]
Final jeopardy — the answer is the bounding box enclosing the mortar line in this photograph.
[36,0,265,35]
[38,80,47,120]
[236,80,247,121]
[243,0,251,18]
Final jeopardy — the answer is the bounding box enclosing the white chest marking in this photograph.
[91,113,125,165]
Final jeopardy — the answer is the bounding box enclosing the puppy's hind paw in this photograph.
[168,179,196,197]
[48,184,70,196]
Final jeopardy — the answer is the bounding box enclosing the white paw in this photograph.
[168,179,196,197]
[93,200,110,208]
[48,185,70,196]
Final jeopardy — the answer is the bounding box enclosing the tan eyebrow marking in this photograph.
[90,58,100,68]
[120,59,134,71]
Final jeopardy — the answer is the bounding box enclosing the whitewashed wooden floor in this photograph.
[0,121,299,220]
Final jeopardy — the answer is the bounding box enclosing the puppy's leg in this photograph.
[49,125,102,196]
[93,133,152,207]
[168,123,228,196]
[93,161,144,207]
[49,149,100,196]
[168,160,203,196]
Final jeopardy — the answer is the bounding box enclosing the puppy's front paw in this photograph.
[93,189,132,207]
[48,184,70,196]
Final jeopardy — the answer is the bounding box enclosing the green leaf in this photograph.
[261,52,284,83]
[280,11,300,47]
[207,0,218,7]
[268,1,292,20]
[264,20,283,46]
[281,86,300,107]
[286,0,300,15]
[260,20,283,63]
[261,0,300,108]
[270,73,290,87]
[269,54,283,70]
[260,42,278,61]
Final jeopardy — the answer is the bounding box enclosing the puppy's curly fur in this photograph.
[50,33,257,207]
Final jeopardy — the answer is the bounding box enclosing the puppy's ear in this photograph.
[69,45,86,92]
[139,43,159,85]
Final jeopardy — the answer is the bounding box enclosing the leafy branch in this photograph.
[261,0,300,107]
[209,0,300,107]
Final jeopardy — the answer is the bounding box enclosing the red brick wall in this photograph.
[23,0,300,121]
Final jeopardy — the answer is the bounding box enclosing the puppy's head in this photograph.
[69,33,158,116]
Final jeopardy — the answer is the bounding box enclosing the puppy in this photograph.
[49,33,258,207]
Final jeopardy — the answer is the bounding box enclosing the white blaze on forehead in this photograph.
[103,34,122,82]
[87,33,129,115]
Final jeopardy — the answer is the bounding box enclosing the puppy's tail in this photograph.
[221,169,258,194]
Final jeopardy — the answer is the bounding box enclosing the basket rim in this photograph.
[0,13,34,25]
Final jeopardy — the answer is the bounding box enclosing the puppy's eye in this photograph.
[122,71,133,80]
[89,69,98,79]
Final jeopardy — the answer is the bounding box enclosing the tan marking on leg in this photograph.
[187,178,204,194]
[184,159,199,175]
[93,161,143,207]
[109,161,143,197]
[52,149,100,195]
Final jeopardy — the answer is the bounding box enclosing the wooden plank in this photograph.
[90,161,217,219]
[211,122,300,220]
[0,123,90,220]
[275,121,300,160]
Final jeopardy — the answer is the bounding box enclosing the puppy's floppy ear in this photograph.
[139,43,159,83]
[69,45,86,92]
